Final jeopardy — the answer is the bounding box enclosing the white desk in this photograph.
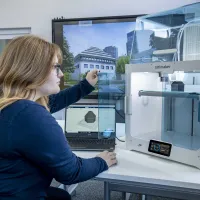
[57,120,200,200]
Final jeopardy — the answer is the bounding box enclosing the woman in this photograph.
[0,35,117,200]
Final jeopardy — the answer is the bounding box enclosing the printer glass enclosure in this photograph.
[130,2,200,64]
[97,72,117,140]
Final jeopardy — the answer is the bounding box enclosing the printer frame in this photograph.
[125,60,200,169]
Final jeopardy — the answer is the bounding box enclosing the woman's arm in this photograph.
[11,103,108,185]
[49,78,94,114]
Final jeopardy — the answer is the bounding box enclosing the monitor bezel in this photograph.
[64,103,116,138]
[52,14,144,99]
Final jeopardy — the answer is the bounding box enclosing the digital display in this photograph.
[148,140,172,157]
[65,105,115,134]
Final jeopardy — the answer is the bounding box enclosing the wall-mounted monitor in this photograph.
[52,15,143,100]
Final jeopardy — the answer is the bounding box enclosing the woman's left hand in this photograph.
[86,69,99,87]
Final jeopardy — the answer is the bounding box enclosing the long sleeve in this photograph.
[11,103,108,185]
[49,79,94,114]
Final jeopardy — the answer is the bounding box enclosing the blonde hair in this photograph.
[0,34,62,111]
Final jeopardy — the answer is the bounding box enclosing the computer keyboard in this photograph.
[67,138,115,145]
[67,138,115,150]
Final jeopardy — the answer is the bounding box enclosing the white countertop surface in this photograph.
[57,120,200,190]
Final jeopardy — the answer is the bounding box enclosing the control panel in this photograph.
[148,140,172,157]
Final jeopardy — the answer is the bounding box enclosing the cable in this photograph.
[115,108,125,120]
[116,136,125,142]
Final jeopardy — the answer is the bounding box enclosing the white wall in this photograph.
[0,0,198,42]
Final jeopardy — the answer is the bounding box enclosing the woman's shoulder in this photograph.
[2,99,48,122]
[14,99,45,108]
[5,99,45,112]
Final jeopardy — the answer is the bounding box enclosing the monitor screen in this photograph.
[52,15,143,99]
[65,104,115,134]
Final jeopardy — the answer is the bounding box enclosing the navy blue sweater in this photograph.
[0,79,108,200]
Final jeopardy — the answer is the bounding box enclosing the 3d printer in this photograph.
[125,3,200,169]
[125,61,200,169]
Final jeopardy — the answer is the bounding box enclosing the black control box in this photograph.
[148,140,172,157]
